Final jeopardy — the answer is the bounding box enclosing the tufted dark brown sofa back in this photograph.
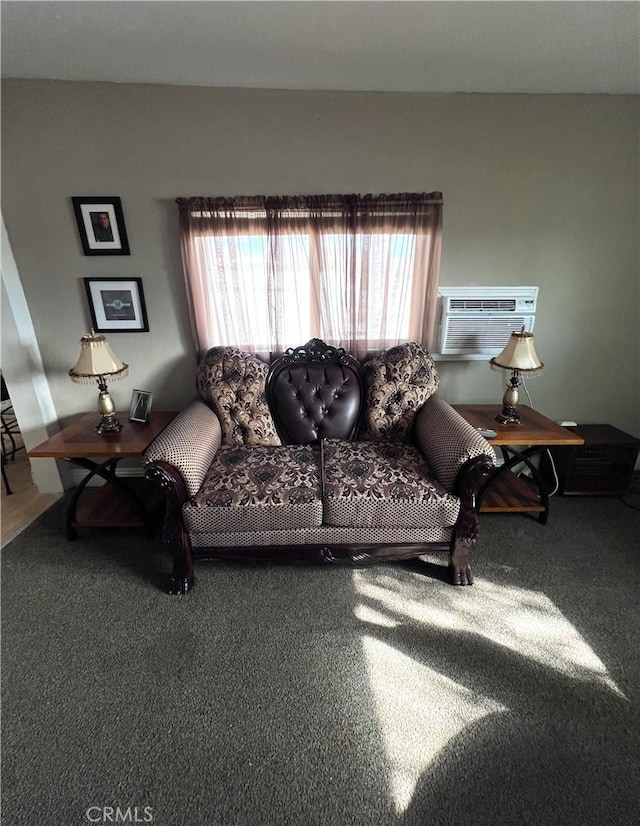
[266,339,363,444]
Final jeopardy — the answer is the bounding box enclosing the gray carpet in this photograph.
[2,493,639,826]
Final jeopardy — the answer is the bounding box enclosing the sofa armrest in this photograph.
[415,395,496,492]
[143,399,222,498]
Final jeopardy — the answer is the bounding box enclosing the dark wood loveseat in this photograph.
[143,339,496,594]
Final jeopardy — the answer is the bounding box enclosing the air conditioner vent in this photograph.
[449,298,517,312]
[437,286,538,357]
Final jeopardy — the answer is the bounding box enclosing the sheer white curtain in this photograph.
[177,193,442,360]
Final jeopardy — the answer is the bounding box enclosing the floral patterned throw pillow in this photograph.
[360,342,439,443]
[197,347,281,446]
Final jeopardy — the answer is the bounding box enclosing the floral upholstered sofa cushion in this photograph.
[360,342,439,443]
[322,439,460,529]
[184,444,322,533]
[196,346,281,446]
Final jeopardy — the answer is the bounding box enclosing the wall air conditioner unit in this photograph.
[437,286,538,358]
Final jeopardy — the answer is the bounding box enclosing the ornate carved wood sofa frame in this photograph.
[144,339,495,594]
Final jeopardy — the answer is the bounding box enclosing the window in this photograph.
[177,193,442,360]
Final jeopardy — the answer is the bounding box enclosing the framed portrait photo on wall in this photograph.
[72,196,130,255]
[84,277,149,332]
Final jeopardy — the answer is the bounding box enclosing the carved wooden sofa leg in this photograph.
[449,454,493,586]
[449,538,474,586]
[168,534,195,596]
[146,461,195,596]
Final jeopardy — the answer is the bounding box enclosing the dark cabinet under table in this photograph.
[547,424,640,496]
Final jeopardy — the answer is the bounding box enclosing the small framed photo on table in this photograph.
[129,389,153,423]
[72,196,130,256]
[84,277,149,333]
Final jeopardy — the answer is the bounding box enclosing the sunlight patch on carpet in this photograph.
[354,603,400,628]
[362,635,506,813]
[353,571,625,697]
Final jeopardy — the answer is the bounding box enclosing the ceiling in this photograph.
[2,1,639,95]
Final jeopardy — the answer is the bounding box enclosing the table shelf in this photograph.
[478,471,544,513]
[74,478,165,529]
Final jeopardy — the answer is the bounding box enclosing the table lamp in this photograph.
[490,328,544,424]
[69,331,129,433]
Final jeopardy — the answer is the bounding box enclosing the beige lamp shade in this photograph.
[490,330,544,373]
[69,331,129,384]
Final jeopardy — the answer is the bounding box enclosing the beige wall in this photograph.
[2,80,639,436]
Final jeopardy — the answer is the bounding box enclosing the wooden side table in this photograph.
[29,411,176,539]
[453,405,585,523]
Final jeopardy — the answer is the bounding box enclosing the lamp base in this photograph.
[95,414,122,434]
[496,406,521,425]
